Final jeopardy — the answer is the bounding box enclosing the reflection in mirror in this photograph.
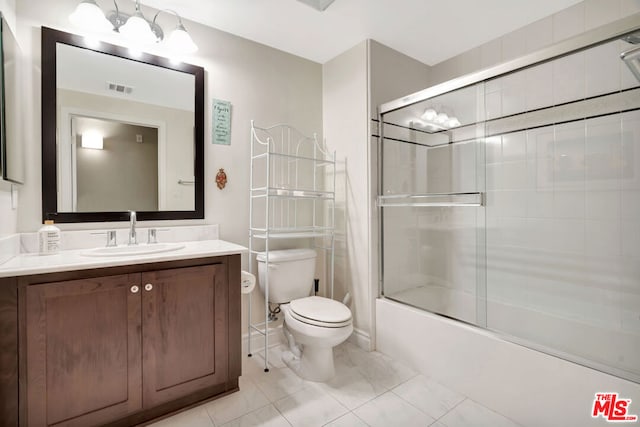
[70,116,159,212]
[42,27,204,222]
[1,13,25,184]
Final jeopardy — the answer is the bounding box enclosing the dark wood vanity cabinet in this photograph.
[0,255,241,427]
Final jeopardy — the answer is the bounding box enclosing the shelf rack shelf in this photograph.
[247,121,336,372]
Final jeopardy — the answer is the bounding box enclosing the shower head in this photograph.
[621,45,640,83]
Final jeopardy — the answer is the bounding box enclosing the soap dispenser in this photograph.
[38,220,61,255]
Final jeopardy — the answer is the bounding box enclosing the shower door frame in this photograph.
[377,12,640,383]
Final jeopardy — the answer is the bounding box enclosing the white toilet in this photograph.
[257,249,353,382]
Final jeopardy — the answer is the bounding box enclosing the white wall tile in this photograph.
[554,190,586,218]
[501,26,527,62]
[526,190,555,218]
[552,218,586,254]
[621,110,640,190]
[501,72,527,116]
[502,131,527,161]
[585,189,621,219]
[585,0,622,30]
[553,53,586,105]
[502,162,528,190]
[554,121,585,190]
[585,219,621,256]
[485,90,503,120]
[585,114,622,191]
[525,63,554,111]
[480,38,502,69]
[620,0,640,15]
[525,16,555,52]
[585,42,622,97]
[553,2,586,42]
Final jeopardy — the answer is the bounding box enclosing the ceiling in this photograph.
[140,0,583,65]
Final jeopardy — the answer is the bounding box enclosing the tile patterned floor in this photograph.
[150,342,521,427]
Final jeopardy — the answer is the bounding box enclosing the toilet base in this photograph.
[282,346,336,382]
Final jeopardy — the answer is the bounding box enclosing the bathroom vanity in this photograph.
[0,240,244,426]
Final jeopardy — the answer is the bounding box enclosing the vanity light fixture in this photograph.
[69,0,114,32]
[81,131,104,150]
[69,0,198,54]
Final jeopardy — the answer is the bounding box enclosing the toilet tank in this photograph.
[256,249,316,304]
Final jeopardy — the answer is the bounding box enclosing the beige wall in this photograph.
[322,40,431,347]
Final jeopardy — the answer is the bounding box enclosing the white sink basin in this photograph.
[82,243,185,257]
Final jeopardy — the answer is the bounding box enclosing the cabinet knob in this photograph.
[130,285,140,293]
[145,283,153,291]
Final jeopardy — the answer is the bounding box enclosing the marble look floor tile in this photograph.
[437,399,521,427]
[392,375,465,419]
[252,366,308,403]
[149,406,214,427]
[353,391,435,427]
[316,363,385,410]
[220,404,292,427]
[204,376,270,426]
[322,412,369,427]
[274,384,349,427]
[355,351,417,391]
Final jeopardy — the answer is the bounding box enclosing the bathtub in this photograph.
[375,298,640,427]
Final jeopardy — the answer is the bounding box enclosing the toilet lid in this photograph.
[289,296,352,328]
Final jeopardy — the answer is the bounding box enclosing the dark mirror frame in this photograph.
[41,27,205,223]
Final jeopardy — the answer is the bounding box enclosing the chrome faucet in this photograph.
[128,210,138,245]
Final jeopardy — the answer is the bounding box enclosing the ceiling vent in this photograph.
[297,0,336,12]
[106,81,134,95]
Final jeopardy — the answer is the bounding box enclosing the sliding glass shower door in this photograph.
[379,84,487,326]
[379,29,640,383]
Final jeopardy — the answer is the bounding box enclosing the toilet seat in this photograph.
[289,296,352,328]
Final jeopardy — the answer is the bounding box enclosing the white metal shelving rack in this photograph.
[248,121,336,372]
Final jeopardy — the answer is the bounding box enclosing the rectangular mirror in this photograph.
[0,13,25,184]
[42,27,205,222]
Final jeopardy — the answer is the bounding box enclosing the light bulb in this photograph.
[166,23,198,54]
[446,117,461,128]
[435,113,449,124]
[81,130,104,150]
[421,108,437,121]
[119,12,158,45]
[69,0,113,32]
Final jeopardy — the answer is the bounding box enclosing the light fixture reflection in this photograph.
[419,107,462,131]
[81,131,104,150]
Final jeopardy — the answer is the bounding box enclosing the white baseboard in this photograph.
[242,325,285,355]
[348,327,372,351]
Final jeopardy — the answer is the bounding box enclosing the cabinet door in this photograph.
[25,274,142,427]
[141,264,228,407]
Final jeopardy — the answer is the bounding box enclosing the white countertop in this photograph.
[0,239,247,278]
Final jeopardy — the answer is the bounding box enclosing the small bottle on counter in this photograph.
[38,220,61,255]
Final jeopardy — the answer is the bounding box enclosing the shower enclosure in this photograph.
[378,15,640,383]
